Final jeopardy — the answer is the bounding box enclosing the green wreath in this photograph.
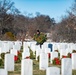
[33,32,47,45]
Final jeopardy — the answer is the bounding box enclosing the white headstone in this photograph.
[15,44,21,51]
[30,43,36,52]
[71,44,76,50]
[0,69,8,75]
[61,58,72,75]
[5,54,14,71]
[42,42,49,50]
[39,53,48,70]
[0,47,2,54]
[66,48,72,55]
[21,59,33,75]
[10,49,18,56]
[60,49,67,58]
[68,43,74,53]
[46,67,60,75]
[45,48,50,53]
[51,52,58,64]
[22,52,30,59]
[8,41,14,50]
[58,43,68,50]
[23,42,28,48]
[0,41,2,47]
[23,47,29,53]
[72,53,76,70]
[0,42,8,53]
[3,42,9,53]
[35,45,41,50]
[13,44,20,51]
[26,42,31,47]
[53,43,58,51]
[36,48,41,60]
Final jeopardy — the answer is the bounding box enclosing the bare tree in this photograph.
[0,0,20,34]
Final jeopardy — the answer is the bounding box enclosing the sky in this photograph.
[12,0,74,22]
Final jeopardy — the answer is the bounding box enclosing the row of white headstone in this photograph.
[21,41,76,72]
[0,54,14,75]
[0,41,76,75]
[0,53,76,75]
[23,41,76,60]
[0,41,22,75]
[21,41,76,75]
[46,58,72,75]
[21,58,73,75]
[0,41,22,54]
[0,41,76,55]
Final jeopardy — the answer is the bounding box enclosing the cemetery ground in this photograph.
[0,44,76,75]
[0,58,60,75]
[1,59,76,75]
